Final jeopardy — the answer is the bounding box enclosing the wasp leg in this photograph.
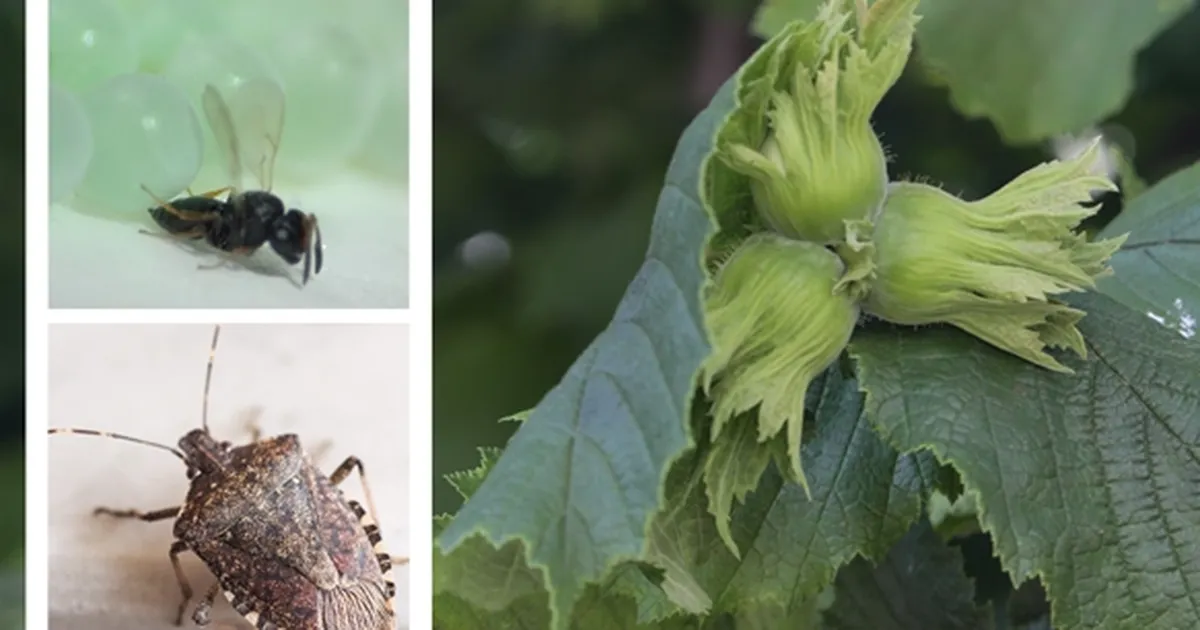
[139,226,207,241]
[194,186,231,199]
[195,245,259,271]
[182,186,228,198]
[140,184,219,222]
[300,214,323,285]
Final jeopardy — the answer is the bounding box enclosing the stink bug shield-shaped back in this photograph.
[50,326,404,629]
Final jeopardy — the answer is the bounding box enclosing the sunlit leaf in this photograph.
[1098,161,1200,340]
[915,0,1194,143]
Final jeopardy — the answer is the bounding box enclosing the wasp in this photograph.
[142,80,324,286]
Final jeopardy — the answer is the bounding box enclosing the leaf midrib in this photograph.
[1084,338,1200,470]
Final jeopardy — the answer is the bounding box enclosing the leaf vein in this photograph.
[1139,404,1200,619]
[1142,249,1200,295]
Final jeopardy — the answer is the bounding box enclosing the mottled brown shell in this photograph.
[180,436,393,629]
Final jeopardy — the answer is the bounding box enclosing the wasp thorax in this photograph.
[238,190,286,223]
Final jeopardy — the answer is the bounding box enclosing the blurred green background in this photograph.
[0,0,23,626]
[433,0,1200,517]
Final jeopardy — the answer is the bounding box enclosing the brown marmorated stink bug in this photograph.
[49,325,408,629]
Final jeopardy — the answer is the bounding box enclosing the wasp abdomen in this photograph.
[148,196,226,236]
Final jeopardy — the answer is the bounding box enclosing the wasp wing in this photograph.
[225,77,287,193]
[201,84,246,195]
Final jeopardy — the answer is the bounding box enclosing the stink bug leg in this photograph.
[92,505,199,624]
[328,456,380,523]
[190,582,222,626]
[236,406,265,443]
[168,540,199,626]
[329,456,411,572]
[93,506,181,521]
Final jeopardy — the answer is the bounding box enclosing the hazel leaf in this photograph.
[648,369,937,616]
[852,292,1200,630]
[435,73,729,629]
[914,0,1194,144]
[1097,160,1200,340]
[824,520,993,630]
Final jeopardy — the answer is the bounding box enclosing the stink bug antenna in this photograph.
[202,325,221,434]
[48,428,188,463]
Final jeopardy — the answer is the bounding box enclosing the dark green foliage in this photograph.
[434,1,1200,628]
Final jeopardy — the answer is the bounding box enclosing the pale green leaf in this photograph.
[915,0,1194,143]
[434,446,544,614]
[1097,161,1200,340]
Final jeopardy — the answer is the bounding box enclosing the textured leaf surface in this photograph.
[434,440,688,628]
[825,520,992,630]
[433,584,698,630]
[853,292,1200,630]
[914,0,1193,143]
[434,446,544,615]
[435,79,726,628]
[607,563,684,624]
[648,370,937,616]
[434,526,543,614]
[732,598,826,628]
[1098,161,1200,340]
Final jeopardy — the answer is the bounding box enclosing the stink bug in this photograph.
[50,325,408,629]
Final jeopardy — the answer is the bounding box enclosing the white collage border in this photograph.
[25,1,434,628]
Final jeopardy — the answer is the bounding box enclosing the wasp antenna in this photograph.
[49,428,187,462]
[202,325,222,434]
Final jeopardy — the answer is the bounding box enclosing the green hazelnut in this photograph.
[702,233,860,492]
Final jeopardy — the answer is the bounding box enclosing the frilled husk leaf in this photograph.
[716,0,920,244]
[864,140,1127,372]
[702,234,859,491]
